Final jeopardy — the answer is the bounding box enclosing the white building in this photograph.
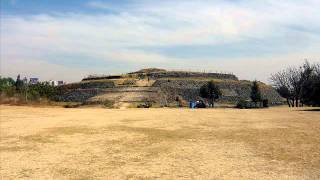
[29,78,39,85]
[49,80,64,86]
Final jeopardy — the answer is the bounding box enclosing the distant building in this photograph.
[29,78,39,85]
[57,81,64,86]
[49,80,64,86]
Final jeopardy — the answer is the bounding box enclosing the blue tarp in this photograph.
[189,101,196,109]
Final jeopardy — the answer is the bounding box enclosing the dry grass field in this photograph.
[0,105,320,179]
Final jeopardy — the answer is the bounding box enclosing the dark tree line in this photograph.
[270,61,320,107]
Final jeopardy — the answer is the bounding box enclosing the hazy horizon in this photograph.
[1,0,320,83]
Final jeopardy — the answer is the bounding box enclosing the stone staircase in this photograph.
[88,86,165,104]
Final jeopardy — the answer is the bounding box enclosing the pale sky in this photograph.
[1,0,320,83]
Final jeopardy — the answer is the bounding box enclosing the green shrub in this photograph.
[236,99,248,109]
[28,82,57,99]
[263,99,269,108]
[137,102,152,108]
[236,99,268,109]
[137,74,146,79]
[63,103,82,108]
[4,86,16,97]
[27,89,41,101]
[103,100,114,108]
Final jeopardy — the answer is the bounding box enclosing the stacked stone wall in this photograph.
[54,89,105,102]
[147,72,238,80]
[60,81,114,90]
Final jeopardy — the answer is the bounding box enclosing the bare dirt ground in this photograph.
[1,105,320,179]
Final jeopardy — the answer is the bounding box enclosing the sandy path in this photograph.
[1,105,320,179]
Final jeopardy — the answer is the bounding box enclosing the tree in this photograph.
[297,61,313,106]
[0,77,16,96]
[271,60,320,107]
[300,63,320,106]
[271,65,304,107]
[0,77,15,92]
[15,74,24,93]
[250,81,262,107]
[200,81,222,107]
[287,67,303,107]
[277,86,293,107]
[270,69,295,107]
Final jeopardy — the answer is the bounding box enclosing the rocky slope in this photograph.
[153,79,282,105]
[55,69,283,107]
